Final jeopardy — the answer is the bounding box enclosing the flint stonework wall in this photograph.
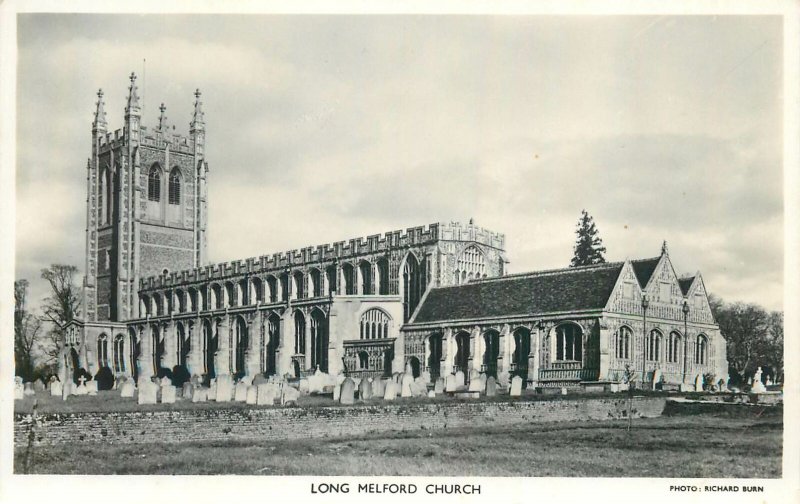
[14,397,666,447]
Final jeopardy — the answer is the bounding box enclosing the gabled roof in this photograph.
[630,257,661,288]
[411,262,625,324]
[678,276,695,296]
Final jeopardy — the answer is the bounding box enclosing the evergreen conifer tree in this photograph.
[570,210,607,267]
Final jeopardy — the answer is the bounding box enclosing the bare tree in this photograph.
[40,264,82,365]
[14,280,44,381]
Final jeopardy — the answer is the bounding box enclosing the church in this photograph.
[62,74,728,392]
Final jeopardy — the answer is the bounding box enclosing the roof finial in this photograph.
[157,102,169,131]
[125,72,141,116]
[661,240,669,256]
[469,217,474,225]
[190,88,205,133]
[92,88,107,132]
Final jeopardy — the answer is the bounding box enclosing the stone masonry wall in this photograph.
[15,397,665,447]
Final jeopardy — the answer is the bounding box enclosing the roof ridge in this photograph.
[630,256,661,263]
[433,261,624,290]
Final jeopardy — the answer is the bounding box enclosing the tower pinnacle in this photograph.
[125,72,141,117]
[92,88,107,133]
[661,240,669,256]
[157,102,169,131]
[190,88,205,133]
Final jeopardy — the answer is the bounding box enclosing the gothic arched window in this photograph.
[97,333,109,368]
[360,308,391,340]
[647,329,663,361]
[148,166,161,202]
[457,245,486,282]
[668,331,681,363]
[555,323,582,362]
[616,326,632,360]
[695,334,708,365]
[168,168,181,205]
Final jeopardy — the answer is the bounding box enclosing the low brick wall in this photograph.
[15,397,666,447]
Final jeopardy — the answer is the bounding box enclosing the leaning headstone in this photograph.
[485,376,497,397]
[23,382,36,396]
[216,375,233,402]
[137,379,158,405]
[33,379,46,392]
[434,377,445,395]
[358,378,372,401]
[50,380,63,397]
[383,380,398,401]
[401,373,413,398]
[371,378,385,398]
[340,378,355,405]
[120,380,136,398]
[454,371,466,390]
[234,382,249,402]
[192,387,208,403]
[246,385,258,405]
[510,376,523,397]
[281,385,300,406]
[161,385,177,404]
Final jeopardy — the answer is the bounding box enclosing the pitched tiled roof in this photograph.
[411,262,625,324]
[678,276,695,295]
[630,257,661,288]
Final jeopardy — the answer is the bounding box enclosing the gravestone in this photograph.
[428,390,436,398]
[358,378,372,401]
[434,377,445,395]
[383,380,398,401]
[371,378,385,398]
[33,379,46,392]
[333,382,342,401]
[50,380,63,397]
[454,371,466,390]
[234,382,249,402]
[161,385,177,404]
[246,385,258,405]
[87,380,98,396]
[282,385,300,406]
[510,376,523,397]
[468,376,483,393]
[751,367,767,393]
[497,371,510,389]
[253,374,269,386]
[257,383,276,405]
[207,382,217,401]
[298,378,310,394]
[401,373,413,398]
[216,375,233,402]
[445,374,458,392]
[137,379,158,405]
[182,382,194,399]
[61,381,72,401]
[74,376,89,396]
[392,372,402,384]
[14,378,24,400]
[340,378,356,405]
[694,373,704,392]
[485,376,497,397]
[23,382,36,396]
[120,380,136,398]
[192,387,208,403]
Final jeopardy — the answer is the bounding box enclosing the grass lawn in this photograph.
[16,402,781,477]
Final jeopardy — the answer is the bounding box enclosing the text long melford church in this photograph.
[62,74,728,392]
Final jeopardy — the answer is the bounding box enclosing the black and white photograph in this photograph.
[1,1,797,503]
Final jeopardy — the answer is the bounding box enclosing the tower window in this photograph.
[168,168,181,205]
[148,166,161,202]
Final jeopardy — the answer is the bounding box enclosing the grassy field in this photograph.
[16,402,781,477]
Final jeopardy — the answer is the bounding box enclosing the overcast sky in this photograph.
[15,14,783,311]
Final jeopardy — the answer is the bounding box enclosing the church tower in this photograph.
[83,73,209,322]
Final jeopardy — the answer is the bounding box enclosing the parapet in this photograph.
[139,221,505,289]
